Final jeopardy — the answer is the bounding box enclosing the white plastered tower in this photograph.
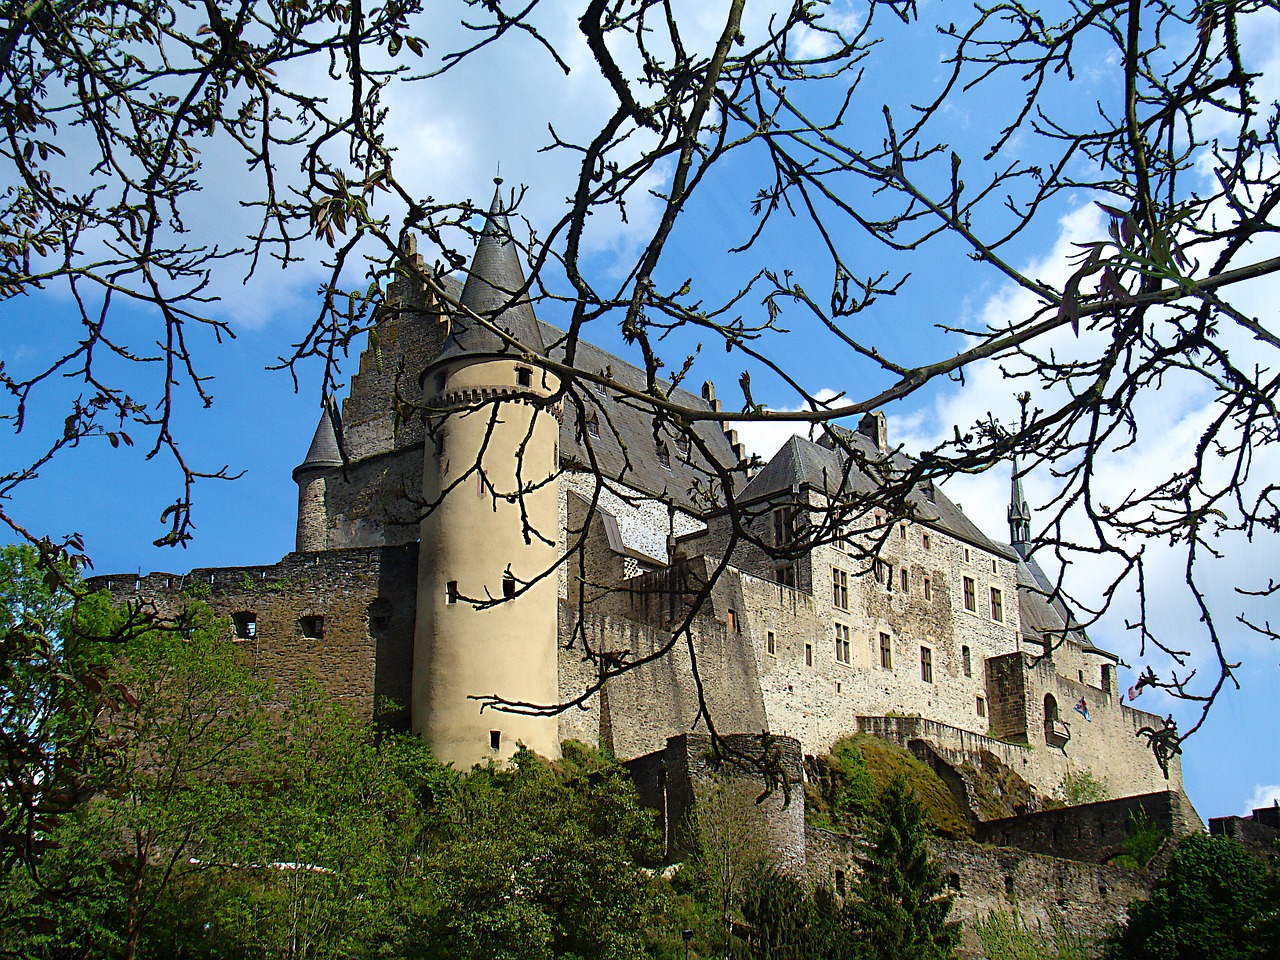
[411,182,562,767]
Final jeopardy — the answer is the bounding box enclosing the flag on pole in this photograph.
[1074,697,1092,721]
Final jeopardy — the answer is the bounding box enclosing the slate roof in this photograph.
[540,321,742,515]
[435,182,545,363]
[736,427,1014,559]
[293,405,343,479]
[1013,550,1118,660]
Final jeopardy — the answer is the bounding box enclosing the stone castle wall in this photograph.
[805,827,1150,957]
[976,791,1205,862]
[88,546,419,727]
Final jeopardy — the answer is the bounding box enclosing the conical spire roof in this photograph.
[1008,461,1032,556]
[438,180,546,362]
[293,403,343,480]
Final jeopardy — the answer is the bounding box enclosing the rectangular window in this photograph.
[977,696,987,718]
[727,608,739,632]
[831,567,849,609]
[677,435,691,457]
[490,730,501,751]
[767,631,776,656]
[232,612,257,640]
[834,623,851,664]
[963,576,976,612]
[920,646,933,683]
[900,568,908,592]
[923,577,932,601]
[879,632,893,670]
[874,559,890,585]
[964,546,972,563]
[805,643,814,667]
[446,580,459,605]
[516,367,532,387]
[990,587,1004,622]
[772,507,795,547]
[991,558,998,574]
[503,573,516,599]
[922,532,931,550]
[900,523,907,539]
[587,412,600,437]
[776,564,797,588]
[962,645,972,677]
[300,615,324,640]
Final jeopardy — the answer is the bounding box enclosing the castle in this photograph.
[93,183,1199,935]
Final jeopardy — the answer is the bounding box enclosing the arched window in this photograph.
[1044,693,1068,746]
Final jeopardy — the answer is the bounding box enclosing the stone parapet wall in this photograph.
[976,790,1204,863]
[805,826,1149,958]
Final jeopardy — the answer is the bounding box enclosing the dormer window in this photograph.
[657,441,671,469]
[586,412,600,438]
[516,367,532,388]
[676,435,691,457]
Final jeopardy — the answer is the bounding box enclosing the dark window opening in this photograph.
[920,646,933,683]
[503,573,516,599]
[804,643,814,667]
[489,730,501,751]
[1004,875,1015,899]
[1102,664,1113,690]
[516,367,533,387]
[657,441,671,468]
[586,412,600,437]
[434,372,447,394]
[835,869,846,898]
[880,632,893,670]
[772,507,795,547]
[232,612,257,640]
[446,581,459,604]
[976,696,986,717]
[962,645,972,677]
[776,565,797,588]
[767,631,776,656]
[676,435,691,457]
[300,615,324,640]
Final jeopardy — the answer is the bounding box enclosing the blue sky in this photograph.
[2,0,1277,820]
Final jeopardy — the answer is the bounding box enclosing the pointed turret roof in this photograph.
[1008,461,1032,557]
[293,403,343,480]
[437,180,546,362]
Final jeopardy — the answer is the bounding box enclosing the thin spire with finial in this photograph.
[1008,460,1032,557]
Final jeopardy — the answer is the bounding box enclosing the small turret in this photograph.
[292,402,344,552]
[1009,461,1032,558]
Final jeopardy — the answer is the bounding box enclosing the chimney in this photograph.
[858,411,888,452]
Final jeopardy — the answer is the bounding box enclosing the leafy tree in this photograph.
[413,743,666,960]
[848,776,959,960]
[1104,834,1280,960]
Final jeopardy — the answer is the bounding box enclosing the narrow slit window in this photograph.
[446,581,459,605]
[502,573,516,599]
[923,577,932,601]
[977,696,987,717]
[767,631,776,656]
[922,532,931,550]
[962,645,972,677]
[805,642,814,667]
[900,568,908,592]
[490,730,501,751]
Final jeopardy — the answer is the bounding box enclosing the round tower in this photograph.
[411,181,562,767]
[292,403,343,552]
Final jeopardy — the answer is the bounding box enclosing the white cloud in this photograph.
[733,387,843,462]
[1244,784,1280,816]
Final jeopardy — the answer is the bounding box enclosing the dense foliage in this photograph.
[1104,834,1280,960]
